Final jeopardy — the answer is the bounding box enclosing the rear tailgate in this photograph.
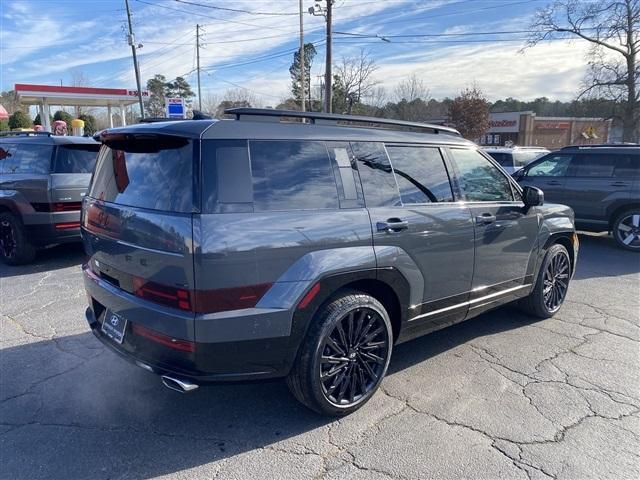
[82,135,197,343]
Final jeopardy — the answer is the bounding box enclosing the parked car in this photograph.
[513,144,640,251]
[0,131,100,265]
[82,108,578,415]
[483,146,550,174]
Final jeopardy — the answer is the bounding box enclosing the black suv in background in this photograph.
[0,131,100,264]
[514,145,640,251]
[82,108,578,415]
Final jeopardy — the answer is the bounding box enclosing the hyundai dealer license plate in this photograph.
[102,311,127,344]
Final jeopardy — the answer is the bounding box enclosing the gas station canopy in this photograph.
[15,83,150,131]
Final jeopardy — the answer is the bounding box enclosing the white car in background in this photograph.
[483,146,550,174]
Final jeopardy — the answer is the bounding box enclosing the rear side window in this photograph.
[571,154,616,177]
[351,142,400,207]
[386,146,453,203]
[449,148,514,202]
[54,144,100,173]
[249,140,339,211]
[614,154,640,178]
[201,140,252,213]
[0,144,52,174]
[89,136,193,212]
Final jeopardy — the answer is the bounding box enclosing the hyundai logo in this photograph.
[110,315,119,326]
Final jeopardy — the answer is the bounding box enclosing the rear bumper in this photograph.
[24,211,81,246]
[83,266,296,383]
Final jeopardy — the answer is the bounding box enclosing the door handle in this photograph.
[376,218,409,233]
[545,180,562,186]
[610,181,628,187]
[475,214,496,225]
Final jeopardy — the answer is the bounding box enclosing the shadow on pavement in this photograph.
[573,232,640,280]
[0,306,539,479]
[0,242,85,279]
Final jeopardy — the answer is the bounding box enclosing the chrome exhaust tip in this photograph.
[161,375,199,393]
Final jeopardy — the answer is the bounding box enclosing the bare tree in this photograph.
[394,73,430,102]
[70,69,91,116]
[448,85,490,140]
[334,49,379,114]
[528,0,639,141]
[214,88,259,118]
[0,90,21,115]
[200,92,219,116]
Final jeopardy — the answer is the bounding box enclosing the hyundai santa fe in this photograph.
[82,108,578,415]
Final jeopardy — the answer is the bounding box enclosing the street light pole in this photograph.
[124,0,145,119]
[196,24,202,111]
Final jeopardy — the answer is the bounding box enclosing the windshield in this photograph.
[486,152,513,168]
[88,136,193,213]
[54,144,100,173]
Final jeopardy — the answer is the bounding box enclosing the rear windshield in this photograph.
[487,152,513,168]
[54,144,100,173]
[89,136,193,212]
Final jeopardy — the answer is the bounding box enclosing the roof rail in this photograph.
[561,143,639,149]
[225,108,462,136]
[0,130,51,137]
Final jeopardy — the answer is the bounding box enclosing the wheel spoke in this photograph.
[360,351,384,365]
[632,215,640,227]
[618,223,632,232]
[623,233,635,245]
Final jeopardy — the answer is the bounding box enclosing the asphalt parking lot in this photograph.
[1,233,639,480]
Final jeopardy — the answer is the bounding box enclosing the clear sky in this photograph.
[0,0,592,105]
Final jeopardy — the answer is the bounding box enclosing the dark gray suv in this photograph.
[82,109,578,415]
[514,145,640,250]
[0,131,100,264]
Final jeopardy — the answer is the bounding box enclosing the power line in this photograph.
[134,0,295,33]
[173,0,298,16]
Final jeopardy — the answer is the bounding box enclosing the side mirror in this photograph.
[522,185,544,207]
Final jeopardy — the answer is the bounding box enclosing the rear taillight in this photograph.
[131,323,195,352]
[194,284,272,314]
[53,201,82,212]
[133,277,192,311]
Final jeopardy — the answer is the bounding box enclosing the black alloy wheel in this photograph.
[319,307,390,407]
[542,249,570,313]
[287,291,393,416]
[0,218,17,260]
[613,211,640,251]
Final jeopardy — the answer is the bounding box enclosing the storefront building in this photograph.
[479,111,612,149]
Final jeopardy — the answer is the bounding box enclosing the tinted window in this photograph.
[351,142,400,207]
[449,148,514,202]
[571,154,616,177]
[487,152,513,168]
[89,137,193,212]
[0,143,18,174]
[250,140,338,211]
[386,146,453,203]
[527,154,571,177]
[1,144,52,174]
[201,140,252,213]
[614,154,640,178]
[54,144,100,173]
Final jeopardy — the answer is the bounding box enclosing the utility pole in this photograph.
[324,0,332,113]
[124,0,145,119]
[196,24,202,111]
[299,0,305,112]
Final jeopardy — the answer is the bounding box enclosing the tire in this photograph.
[612,208,640,251]
[0,212,36,265]
[287,291,393,416]
[519,243,571,319]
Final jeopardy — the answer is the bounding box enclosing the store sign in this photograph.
[536,122,570,130]
[127,90,150,97]
[165,97,185,119]
[488,112,520,133]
